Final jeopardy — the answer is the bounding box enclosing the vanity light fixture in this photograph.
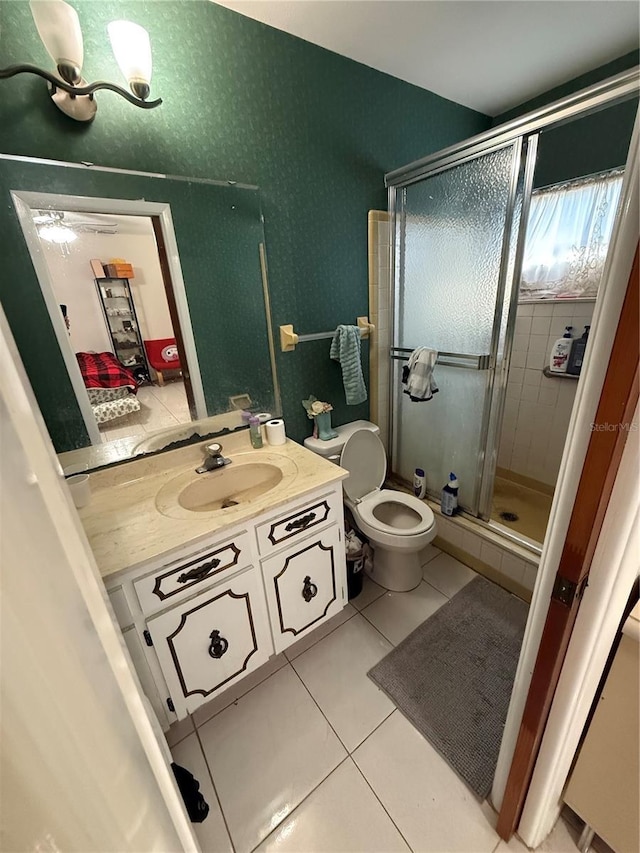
[0,0,162,122]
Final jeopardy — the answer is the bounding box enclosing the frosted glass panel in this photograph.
[398,144,517,354]
[393,143,520,515]
[395,363,489,511]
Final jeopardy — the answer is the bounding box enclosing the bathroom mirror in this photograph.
[0,155,280,469]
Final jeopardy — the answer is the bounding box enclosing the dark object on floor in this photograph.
[500,511,520,522]
[171,762,210,823]
[368,575,528,799]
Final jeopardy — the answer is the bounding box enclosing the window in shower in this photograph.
[519,169,624,301]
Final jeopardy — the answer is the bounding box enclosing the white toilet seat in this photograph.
[356,488,435,537]
[336,426,438,590]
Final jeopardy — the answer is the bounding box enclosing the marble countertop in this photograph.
[77,431,348,580]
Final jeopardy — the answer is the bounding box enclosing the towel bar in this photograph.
[279,316,374,352]
[390,347,491,371]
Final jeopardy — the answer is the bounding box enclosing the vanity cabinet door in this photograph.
[261,525,346,654]
[146,568,272,718]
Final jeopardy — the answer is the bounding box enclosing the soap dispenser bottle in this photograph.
[550,326,573,373]
[567,325,590,376]
[248,415,263,449]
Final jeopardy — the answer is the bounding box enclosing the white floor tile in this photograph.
[170,733,233,853]
[292,614,395,751]
[284,603,356,661]
[361,581,448,646]
[198,665,346,853]
[255,758,409,853]
[165,713,195,749]
[352,575,386,611]
[353,712,499,853]
[420,544,442,565]
[191,653,288,728]
[422,552,477,598]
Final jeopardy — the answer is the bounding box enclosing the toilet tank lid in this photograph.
[303,420,380,457]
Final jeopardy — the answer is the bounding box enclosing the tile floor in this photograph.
[169,546,580,853]
[99,378,191,442]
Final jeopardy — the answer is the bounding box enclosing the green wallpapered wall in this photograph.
[0,0,490,446]
[492,51,639,188]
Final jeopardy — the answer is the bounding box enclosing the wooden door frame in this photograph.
[497,241,639,839]
[151,217,197,418]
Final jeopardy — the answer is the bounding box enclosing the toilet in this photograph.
[305,421,436,592]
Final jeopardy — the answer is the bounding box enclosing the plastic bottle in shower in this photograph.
[413,468,427,499]
[549,326,573,373]
[567,326,590,375]
[441,472,459,517]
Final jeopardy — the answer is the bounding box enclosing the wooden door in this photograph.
[151,217,197,417]
[497,246,639,839]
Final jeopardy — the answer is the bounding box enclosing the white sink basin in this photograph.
[177,462,283,512]
[154,451,298,520]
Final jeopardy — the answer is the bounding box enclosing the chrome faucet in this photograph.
[195,442,232,474]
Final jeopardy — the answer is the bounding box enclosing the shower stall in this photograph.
[385,69,639,550]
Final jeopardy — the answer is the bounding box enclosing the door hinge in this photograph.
[552,574,588,607]
[143,629,153,647]
[166,697,175,713]
[338,528,342,542]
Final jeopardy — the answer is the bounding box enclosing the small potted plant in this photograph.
[302,395,338,441]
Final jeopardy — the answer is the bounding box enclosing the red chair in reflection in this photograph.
[144,338,183,386]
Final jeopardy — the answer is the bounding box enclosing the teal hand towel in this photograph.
[330,325,367,405]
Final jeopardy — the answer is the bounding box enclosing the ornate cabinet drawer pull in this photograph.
[302,576,318,602]
[177,558,221,584]
[208,629,229,659]
[285,512,316,532]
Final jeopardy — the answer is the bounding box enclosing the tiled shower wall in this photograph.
[368,211,391,448]
[497,300,596,487]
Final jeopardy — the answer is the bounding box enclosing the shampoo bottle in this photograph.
[549,326,573,373]
[413,468,427,499]
[566,325,590,376]
[441,472,459,517]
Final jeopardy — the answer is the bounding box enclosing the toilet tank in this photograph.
[303,420,380,463]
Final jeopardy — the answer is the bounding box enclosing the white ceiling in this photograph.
[214,1,639,116]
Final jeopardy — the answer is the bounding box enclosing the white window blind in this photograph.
[520,169,624,301]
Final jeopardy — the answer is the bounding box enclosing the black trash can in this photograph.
[346,550,364,600]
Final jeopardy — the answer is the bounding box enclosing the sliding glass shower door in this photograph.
[392,141,524,515]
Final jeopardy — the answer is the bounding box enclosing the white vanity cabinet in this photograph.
[105,484,347,725]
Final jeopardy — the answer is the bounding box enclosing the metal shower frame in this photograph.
[385,67,639,551]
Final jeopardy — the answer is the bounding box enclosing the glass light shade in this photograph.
[108,21,152,93]
[38,224,77,244]
[30,0,83,80]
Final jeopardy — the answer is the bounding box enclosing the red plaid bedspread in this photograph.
[76,352,138,393]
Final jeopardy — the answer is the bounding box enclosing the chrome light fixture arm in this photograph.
[0,64,162,110]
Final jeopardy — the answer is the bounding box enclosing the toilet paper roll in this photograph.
[265,419,287,446]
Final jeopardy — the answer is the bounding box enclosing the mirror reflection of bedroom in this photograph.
[34,210,191,443]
